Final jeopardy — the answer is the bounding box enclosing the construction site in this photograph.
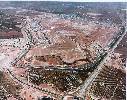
[0,2,126,100]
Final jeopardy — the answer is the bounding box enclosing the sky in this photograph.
[0,0,126,2]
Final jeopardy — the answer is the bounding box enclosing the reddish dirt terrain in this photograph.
[20,17,118,67]
[86,53,126,100]
[0,9,124,99]
[115,32,127,58]
[0,31,23,39]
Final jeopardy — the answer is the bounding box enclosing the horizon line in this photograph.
[0,0,126,2]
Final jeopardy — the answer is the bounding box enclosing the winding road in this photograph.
[6,16,126,99]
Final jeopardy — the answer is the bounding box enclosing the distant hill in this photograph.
[0,2,126,25]
[0,2,126,13]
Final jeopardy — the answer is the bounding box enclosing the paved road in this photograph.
[76,26,126,98]
[7,19,64,99]
[7,69,62,99]
[7,16,126,99]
